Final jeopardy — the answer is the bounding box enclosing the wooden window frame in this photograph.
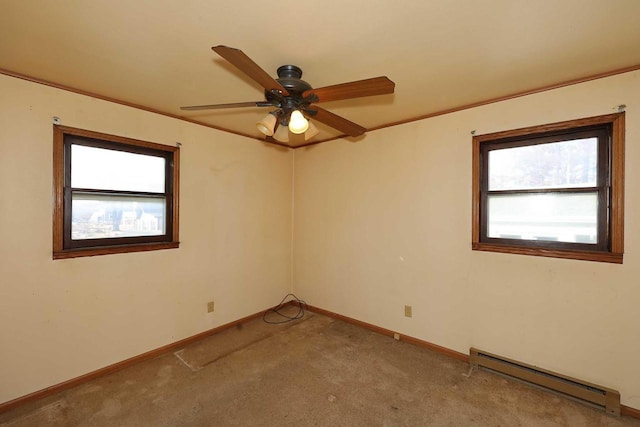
[472,113,624,263]
[53,125,180,259]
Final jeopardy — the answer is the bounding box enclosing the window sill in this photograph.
[53,242,179,260]
[472,242,622,264]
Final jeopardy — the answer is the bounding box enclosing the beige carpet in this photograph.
[1,308,638,426]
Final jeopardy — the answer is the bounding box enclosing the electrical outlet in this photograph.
[207,301,215,313]
[404,305,412,318]
[393,333,400,340]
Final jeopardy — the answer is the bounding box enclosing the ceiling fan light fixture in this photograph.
[273,123,290,143]
[256,111,278,136]
[288,110,309,134]
[305,121,319,141]
[181,46,396,143]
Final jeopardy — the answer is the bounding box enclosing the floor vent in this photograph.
[469,347,620,416]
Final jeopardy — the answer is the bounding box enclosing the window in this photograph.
[53,125,179,259]
[472,113,624,263]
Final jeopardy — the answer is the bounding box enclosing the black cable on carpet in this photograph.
[263,293,307,324]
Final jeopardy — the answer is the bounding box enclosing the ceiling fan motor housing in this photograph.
[265,65,318,123]
[275,65,312,94]
[181,46,394,139]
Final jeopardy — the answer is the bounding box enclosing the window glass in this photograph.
[488,138,598,191]
[53,125,179,259]
[487,193,598,244]
[71,194,166,240]
[472,113,624,263]
[71,145,166,193]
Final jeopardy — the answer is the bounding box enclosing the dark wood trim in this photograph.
[0,307,272,414]
[70,188,167,197]
[471,137,481,246]
[306,304,639,418]
[52,241,180,260]
[52,126,65,254]
[471,113,625,264]
[364,64,640,136]
[0,68,295,148]
[304,304,469,362]
[172,147,181,244]
[472,113,622,143]
[2,301,638,419]
[4,64,640,150]
[292,64,640,148]
[57,125,180,152]
[486,187,600,196]
[611,113,625,254]
[472,243,623,264]
[622,405,640,419]
[292,138,334,149]
[400,334,469,362]
[52,125,181,259]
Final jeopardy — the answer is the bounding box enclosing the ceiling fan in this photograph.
[181,46,395,144]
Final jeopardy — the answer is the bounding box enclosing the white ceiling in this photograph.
[2,1,640,147]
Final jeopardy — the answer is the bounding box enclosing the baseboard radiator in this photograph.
[469,348,620,416]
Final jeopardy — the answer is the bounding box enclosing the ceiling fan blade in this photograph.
[180,101,273,111]
[212,45,289,96]
[308,106,366,137]
[303,76,394,103]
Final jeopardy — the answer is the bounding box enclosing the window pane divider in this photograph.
[472,113,624,264]
[70,188,166,198]
[487,187,600,196]
[53,124,180,259]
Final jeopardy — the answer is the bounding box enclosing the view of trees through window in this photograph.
[473,113,623,263]
[70,145,167,240]
[487,138,599,244]
[71,195,166,240]
[489,138,597,191]
[53,125,179,259]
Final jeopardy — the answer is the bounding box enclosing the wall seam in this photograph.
[290,149,296,293]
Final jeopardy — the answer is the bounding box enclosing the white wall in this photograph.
[0,74,293,404]
[293,70,640,409]
[3,68,639,411]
